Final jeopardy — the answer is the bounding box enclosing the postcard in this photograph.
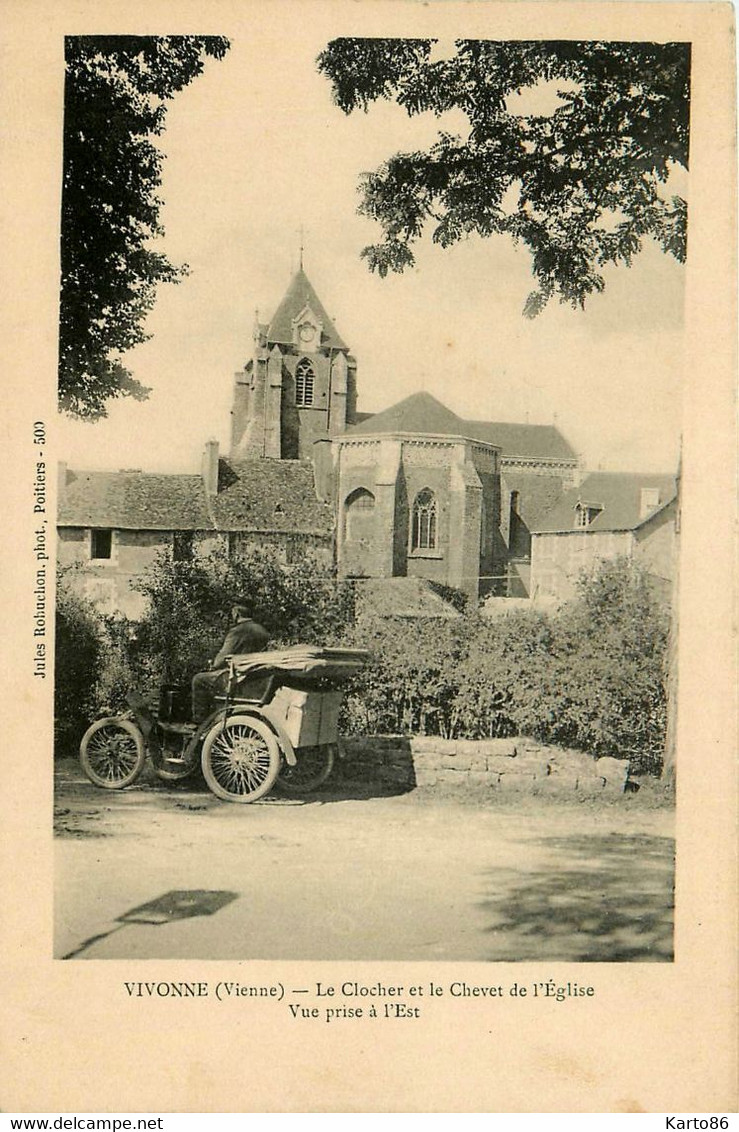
[2,0,736,1114]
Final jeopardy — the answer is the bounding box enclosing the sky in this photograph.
[57,31,687,476]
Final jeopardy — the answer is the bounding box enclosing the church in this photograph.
[225,266,579,597]
[58,266,673,617]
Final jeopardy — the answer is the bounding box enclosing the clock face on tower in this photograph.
[298,323,316,344]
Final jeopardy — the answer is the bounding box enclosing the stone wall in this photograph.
[340,735,629,796]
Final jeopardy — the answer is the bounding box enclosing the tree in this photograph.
[132,545,355,688]
[317,39,689,315]
[54,568,104,754]
[60,35,229,419]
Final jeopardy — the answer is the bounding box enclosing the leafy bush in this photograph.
[342,558,671,772]
[56,550,670,773]
[54,570,104,756]
[341,615,468,736]
[132,546,355,690]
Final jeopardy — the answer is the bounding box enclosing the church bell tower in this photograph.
[231,268,357,461]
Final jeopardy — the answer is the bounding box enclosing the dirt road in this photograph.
[55,761,674,962]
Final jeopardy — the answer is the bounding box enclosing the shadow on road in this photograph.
[62,889,239,959]
[478,833,675,962]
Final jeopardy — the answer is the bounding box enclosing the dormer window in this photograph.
[574,502,603,529]
[295,358,315,406]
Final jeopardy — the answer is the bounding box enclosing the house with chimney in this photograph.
[529,472,678,602]
[57,265,675,617]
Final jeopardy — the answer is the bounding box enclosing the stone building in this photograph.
[333,393,502,599]
[58,265,674,616]
[231,268,358,460]
[58,451,334,618]
[530,472,678,601]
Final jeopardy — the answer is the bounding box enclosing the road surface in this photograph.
[55,761,674,962]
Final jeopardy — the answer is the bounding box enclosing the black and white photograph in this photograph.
[54,30,687,964]
[2,0,736,1115]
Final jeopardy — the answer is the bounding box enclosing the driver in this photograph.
[191,604,269,723]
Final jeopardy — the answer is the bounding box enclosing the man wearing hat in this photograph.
[191,604,270,723]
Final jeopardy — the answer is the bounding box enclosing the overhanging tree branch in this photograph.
[317,38,690,315]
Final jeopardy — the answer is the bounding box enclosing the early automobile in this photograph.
[79,645,368,803]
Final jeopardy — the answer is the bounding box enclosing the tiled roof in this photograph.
[58,471,213,530]
[348,393,476,440]
[267,268,347,350]
[59,461,335,536]
[212,459,334,535]
[465,420,577,461]
[532,472,678,534]
[502,471,570,530]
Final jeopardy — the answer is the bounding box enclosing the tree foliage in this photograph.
[131,546,356,689]
[54,568,104,754]
[317,38,689,315]
[60,35,229,419]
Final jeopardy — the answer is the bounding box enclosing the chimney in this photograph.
[640,486,660,520]
[201,439,220,496]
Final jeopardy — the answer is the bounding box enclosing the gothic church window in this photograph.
[412,489,437,551]
[344,488,375,542]
[295,358,315,407]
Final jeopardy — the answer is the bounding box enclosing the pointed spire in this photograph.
[267,266,347,350]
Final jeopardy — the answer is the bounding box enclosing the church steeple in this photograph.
[230,266,357,461]
[266,268,348,351]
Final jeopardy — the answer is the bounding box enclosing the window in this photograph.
[173,531,193,561]
[91,529,112,560]
[295,358,315,406]
[412,488,437,551]
[574,503,602,529]
[344,488,375,542]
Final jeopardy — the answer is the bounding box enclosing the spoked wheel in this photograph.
[80,718,146,789]
[276,743,336,795]
[201,714,281,803]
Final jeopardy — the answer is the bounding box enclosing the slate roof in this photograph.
[349,392,481,441]
[212,459,334,535]
[59,461,334,536]
[58,470,212,530]
[502,471,571,530]
[532,472,677,534]
[349,396,575,462]
[465,420,577,461]
[267,268,347,350]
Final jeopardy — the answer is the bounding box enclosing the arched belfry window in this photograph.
[344,488,375,542]
[295,357,315,407]
[412,488,437,551]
